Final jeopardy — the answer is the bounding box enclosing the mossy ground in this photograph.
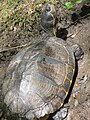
[0,0,58,54]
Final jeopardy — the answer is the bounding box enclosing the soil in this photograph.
[64,15,90,120]
[0,0,90,120]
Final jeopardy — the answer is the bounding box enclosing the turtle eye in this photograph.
[46,4,51,12]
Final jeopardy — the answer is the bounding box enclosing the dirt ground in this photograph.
[0,0,90,120]
[64,15,90,120]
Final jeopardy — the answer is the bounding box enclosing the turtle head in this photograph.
[41,4,56,36]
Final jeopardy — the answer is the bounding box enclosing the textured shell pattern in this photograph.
[3,37,75,120]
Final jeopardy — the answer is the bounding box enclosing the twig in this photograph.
[66,13,90,29]
[0,41,32,53]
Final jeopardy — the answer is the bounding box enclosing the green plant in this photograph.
[65,0,83,10]
[75,0,82,3]
[7,0,20,7]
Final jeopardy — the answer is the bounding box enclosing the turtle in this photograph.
[2,3,84,120]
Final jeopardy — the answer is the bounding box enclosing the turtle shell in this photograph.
[3,37,75,120]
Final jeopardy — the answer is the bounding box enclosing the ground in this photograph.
[64,15,90,120]
[0,0,90,120]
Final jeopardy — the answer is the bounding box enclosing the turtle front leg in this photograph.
[71,44,84,60]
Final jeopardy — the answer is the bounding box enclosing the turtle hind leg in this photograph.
[52,106,68,120]
[71,44,84,60]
